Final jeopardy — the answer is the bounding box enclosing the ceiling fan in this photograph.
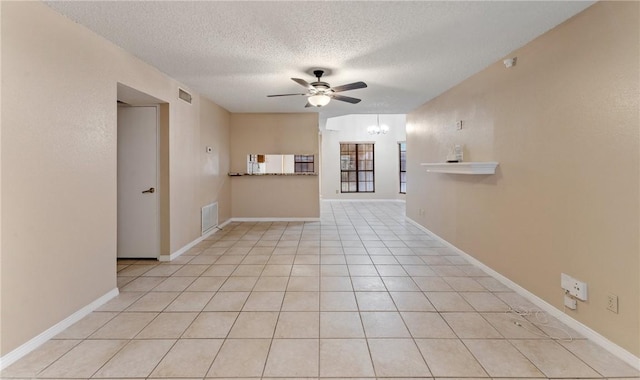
[267,70,367,107]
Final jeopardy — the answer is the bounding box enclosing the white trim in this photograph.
[159,220,227,262]
[153,106,161,259]
[405,216,640,370]
[0,288,119,371]
[230,217,320,222]
[217,219,233,229]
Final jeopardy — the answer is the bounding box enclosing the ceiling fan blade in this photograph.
[332,94,361,104]
[331,81,367,93]
[267,93,307,97]
[304,102,314,108]
[291,78,314,90]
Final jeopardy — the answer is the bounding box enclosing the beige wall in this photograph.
[322,114,406,200]
[230,113,320,218]
[200,96,232,224]
[407,2,639,356]
[159,104,171,255]
[1,1,231,355]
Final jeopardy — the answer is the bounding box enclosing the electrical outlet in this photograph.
[607,294,618,314]
[456,120,463,130]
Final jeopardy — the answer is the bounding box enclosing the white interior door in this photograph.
[117,105,159,258]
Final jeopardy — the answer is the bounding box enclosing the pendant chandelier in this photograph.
[367,114,389,135]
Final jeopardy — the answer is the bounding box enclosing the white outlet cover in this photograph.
[561,273,588,301]
[561,273,573,291]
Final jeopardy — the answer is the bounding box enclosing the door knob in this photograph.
[142,187,155,194]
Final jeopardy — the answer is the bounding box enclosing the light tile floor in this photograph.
[3,201,639,379]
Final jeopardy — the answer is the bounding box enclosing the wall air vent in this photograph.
[178,88,192,104]
[201,202,218,235]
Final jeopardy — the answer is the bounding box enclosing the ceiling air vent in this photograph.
[178,88,192,104]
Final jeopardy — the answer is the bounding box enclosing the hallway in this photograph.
[2,201,637,378]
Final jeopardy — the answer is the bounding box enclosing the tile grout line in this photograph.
[205,223,265,378]
[259,221,297,379]
[366,215,434,378]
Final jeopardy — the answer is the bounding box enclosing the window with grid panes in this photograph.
[340,143,374,193]
[399,142,406,194]
[294,155,314,173]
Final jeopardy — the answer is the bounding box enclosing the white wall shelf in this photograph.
[420,162,499,175]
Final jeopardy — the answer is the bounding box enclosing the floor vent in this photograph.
[201,202,218,235]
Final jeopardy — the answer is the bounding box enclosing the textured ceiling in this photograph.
[46,1,594,119]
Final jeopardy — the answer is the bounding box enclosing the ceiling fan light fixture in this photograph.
[308,94,331,107]
[268,70,365,107]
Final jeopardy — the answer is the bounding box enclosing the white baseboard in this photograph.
[405,217,640,370]
[217,219,233,229]
[159,220,228,262]
[230,217,320,222]
[0,287,119,371]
